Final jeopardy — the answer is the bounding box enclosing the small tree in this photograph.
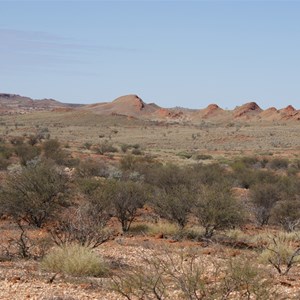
[249,183,281,226]
[106,180,148,232]
[0,160,68,227]
[50,203,110,248]
[195,185,244,238]
[153,184,195,229]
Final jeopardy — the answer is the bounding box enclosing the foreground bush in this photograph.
[41,244,108,277]
[111,249,272,300]
[0,159,68,227]
[260,234,300,275]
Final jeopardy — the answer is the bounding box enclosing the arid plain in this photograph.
[0,93,300,299]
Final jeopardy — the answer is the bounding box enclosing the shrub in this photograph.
[111,249,272,300]
[222,258,272,299]
[120,143,131,153]
[0,144,13,159]
[131,148,143,155]
[144,164,193,190]
[0,160,68,227]
[176,151,193,159]
[14,144,41,165]
[76,159,108,178]
[146,222,180,237]
[153,184,196,229]
[96,142,118,155]
[0,157,9,170]
[105,180,148,232]
[83,142,92,150]
[271,200,300,232]
[193,154,213,160]
[191,163,230,186]
[260,235,300,275]
[120,143,141,153]
[249,183,282,226]
[50,204,110,248]
[41,244,108,277]
[27,134,39,146]
[232,168,278,189]
[119,154,137,171]
[10,136,24,145]
[42,139,67,165]
[195,184,244,238]
[268,158,289,170]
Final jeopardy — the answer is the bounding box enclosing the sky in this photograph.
[1,0,300,109]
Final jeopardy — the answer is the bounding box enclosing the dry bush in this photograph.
[111,248,272,300]
[50,204,111,248]
[260,234,300,275]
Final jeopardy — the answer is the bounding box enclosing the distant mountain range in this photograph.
[1,93,299,122]
[0,93,82,114]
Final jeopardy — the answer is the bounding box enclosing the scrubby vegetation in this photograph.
[0,128,299,298]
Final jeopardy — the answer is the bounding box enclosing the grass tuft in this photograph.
[41,244,108,277]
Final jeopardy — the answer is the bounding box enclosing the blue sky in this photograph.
[1,1,300,109]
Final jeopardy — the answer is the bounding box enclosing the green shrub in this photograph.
[195,184,244,238]
[41,244,108,277]
[146,221,180,237]
[176,151,193,159]
[153,184,196,229]
[0,160,68,227]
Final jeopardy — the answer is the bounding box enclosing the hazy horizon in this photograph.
[1,1,300,110]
